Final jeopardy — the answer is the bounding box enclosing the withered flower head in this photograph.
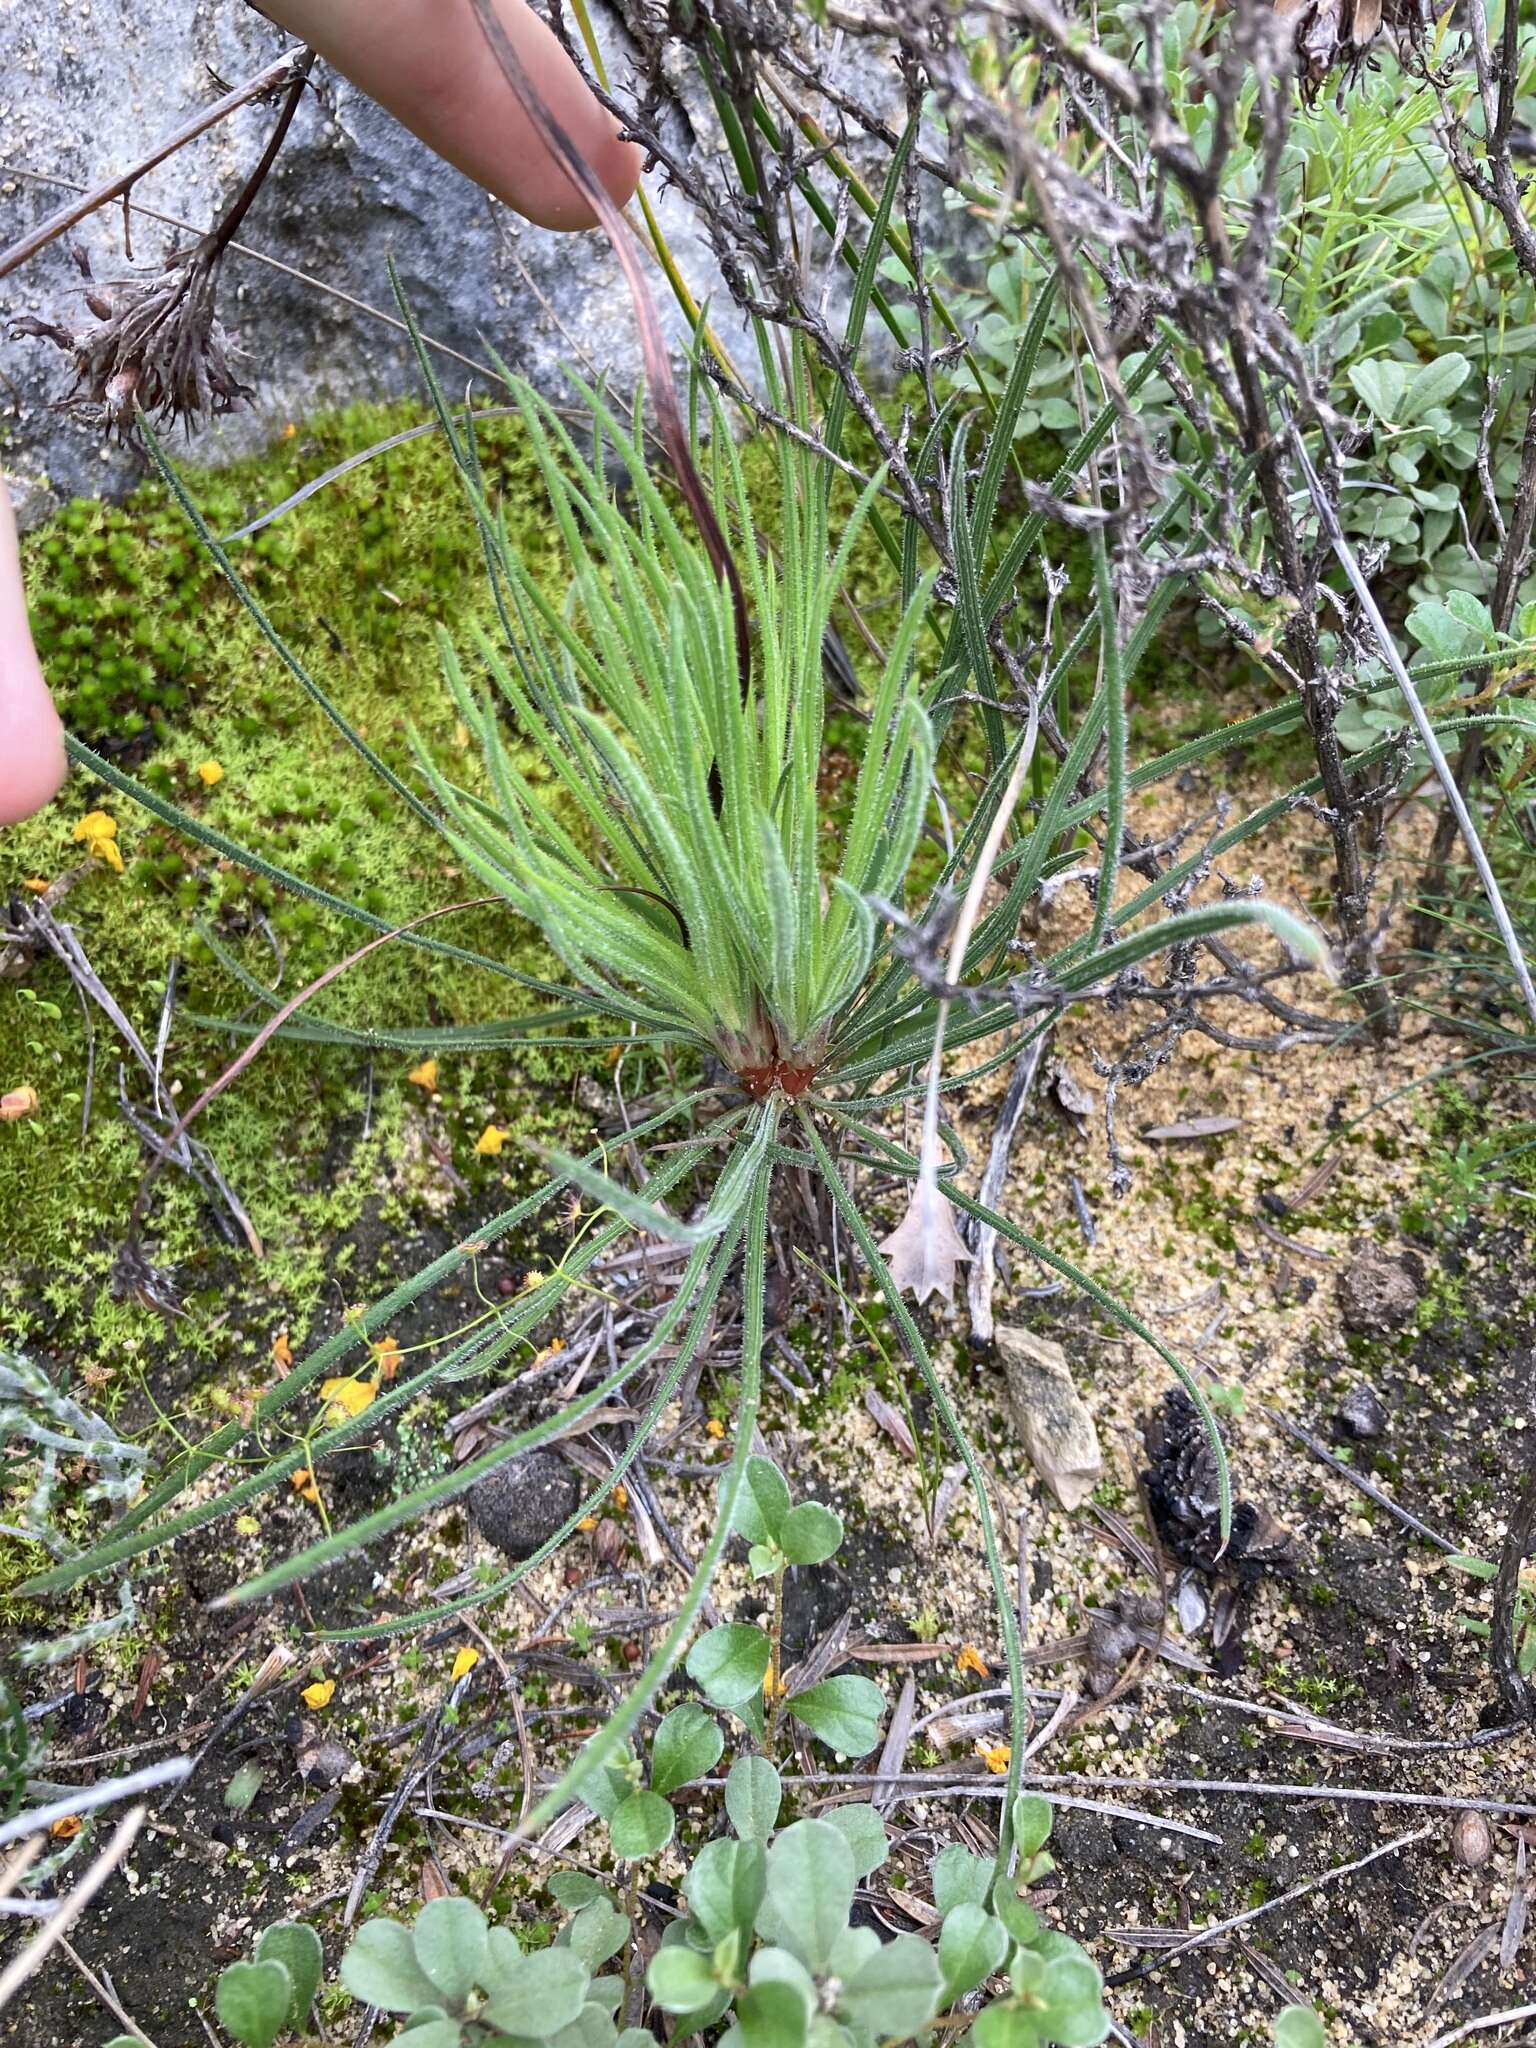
[13,239,249,437]
[1272,0,1412,100]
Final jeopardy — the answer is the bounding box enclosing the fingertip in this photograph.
[0,706,67,828]
[600,134,644,215]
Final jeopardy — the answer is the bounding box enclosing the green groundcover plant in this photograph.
[122,1478,1335,2045]
[149,1493,1115,2048]
[21,191,1395,1857]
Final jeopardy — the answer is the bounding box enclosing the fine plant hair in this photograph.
[19,225,1329,1857]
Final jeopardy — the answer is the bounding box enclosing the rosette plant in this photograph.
[27,219,1325,1855]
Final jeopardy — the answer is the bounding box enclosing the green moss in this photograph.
[3,400,614,1377]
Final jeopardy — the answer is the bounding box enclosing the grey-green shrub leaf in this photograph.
[563,1897,628,1972]
[1273,2009,1327,2048]
[777,1502,842,1566]
[481,1942,589,2035]
[1403,352,1470,421]
[341,1920,439,2013]
[761,1819,856,1974]
[786,1674,885,1756]
[651,1701,723,1795]
[821,1803,888,1878]
[1011,1792,1053,1858]
[1349,357,1410,423]
[647,1943,721,2014]
[836,1935,943,2036]
[686,1623,771,1707]
[933,1844,993,1915]
[939,1902,1008,2002]
[254,1921,322,2030]
[686,1836,767,1941]
[609,1789,674,1859]
[726,1755,782,1840]
[216,1960,294,2048]
[412,1895,489,2008]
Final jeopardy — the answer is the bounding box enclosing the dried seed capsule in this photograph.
[1451,1810,1493,1870]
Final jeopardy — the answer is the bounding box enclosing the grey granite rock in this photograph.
[0,0,748,517]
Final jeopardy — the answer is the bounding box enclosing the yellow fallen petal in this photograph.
[196,760,225,787]
[94,836,125,875]
[975,1741,1011,1775]
[301,1679,335,1709]
[321,1375,376,1419]
[450,1646,480,1682]
[73,810,117,846]
[407,1058,439,1092]
[475,1124,507,1157]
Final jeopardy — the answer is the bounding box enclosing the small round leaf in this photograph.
[412,1895,489,2008]
[341,1920,439,2014]
[254,1921,323,2030]
[686,1623,771,1708]
[481,1944,589,2035]
[786,1674,885,1757]
[216,1960,295,2048]
[651,1702,723,1796]
[725,1755,782,1841]
[1274,2009,1328,2048]
[647,1943,720,2015]
[778,1501,842,1566]
[608,1789,675,1860]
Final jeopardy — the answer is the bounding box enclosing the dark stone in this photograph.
[1336,1381,1389,1441]
[470,1450,581,1561]
[1337,1244,1422,1334]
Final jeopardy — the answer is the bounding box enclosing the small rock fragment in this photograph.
[997,1325,1102,1511]
[1451,1810,1493,1870]
[1337,1243,1421,1334]
[1044,1062,1094,1136]
[292,1722,357,1789]
[470,1450,581,1560]
[1083,1614,1136,1697]
[1175,1572,1208,1635]
[1336,1381,1389,1441]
